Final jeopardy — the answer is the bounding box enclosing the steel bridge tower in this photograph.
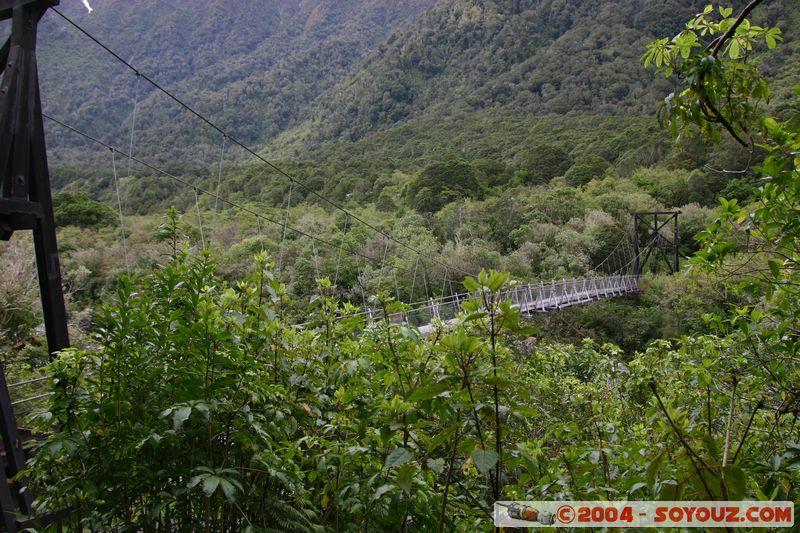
[632,211,680,277]
[0,1,67,529]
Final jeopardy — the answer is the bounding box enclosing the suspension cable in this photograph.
[277,181,294,277]
[311,239,321,280]
[409,259,419,302]
[255,216,265,252]
[110,148,130,276]
[393,269,401,303]
[333,214,349,286]
[122,73,141,214]
[214,134,227,213]
[355,255,367,311]
[194,187,206,249]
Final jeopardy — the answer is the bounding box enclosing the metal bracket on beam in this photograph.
[0,199,43,238]
[0,198,44,217]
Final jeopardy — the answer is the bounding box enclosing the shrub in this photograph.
[52,192,116,228]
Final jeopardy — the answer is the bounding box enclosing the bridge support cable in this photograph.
[110,148,130,276]
[354,254,368,313]
[213,134,227,213]
[377,239,390,288]
[311,238,321,280]
[421,263,430,299]
[590,233,627,276]
[333,214,349,286]
[123,72,141,215]
[393,269,401,304]
[277,181,294,277]
[53,113,453,306]
[409,259,419,303]
[57,111,467,295]
[255,216,265,252]
[194,187,206,249]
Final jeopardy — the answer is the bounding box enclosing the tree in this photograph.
[641,0,800,503]
[511,144,571,185]
[642,1,781,146]
[407,161,484,213]
[52,192,116,228]
[564,154,611,187]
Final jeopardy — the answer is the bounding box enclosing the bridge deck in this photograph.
[342,275,641,333]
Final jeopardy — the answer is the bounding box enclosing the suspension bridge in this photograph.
[0,2,680,530]
[315,274,643,336]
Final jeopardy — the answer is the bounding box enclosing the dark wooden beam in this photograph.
[0,0,69,355]
[0,198,43,217]
[0,0,57,21]
[0,0,65,522]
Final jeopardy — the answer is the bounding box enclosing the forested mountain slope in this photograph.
[36,0,800,170]
[281,0,799,148]
[37,0,436,163]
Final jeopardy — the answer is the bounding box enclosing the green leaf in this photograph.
[646,451,665,487]
[512,405,538,417]
[486,271,510,292]
[464,311,488,321]
[702,434,720,462]
[202,475,221,497]
[396,464,415,494]
[372,484,393,501]
[762,117,781,136]
[471,449,499,474]
[427,458,445,475]
[219,479,237,503]
[408,382,452,402]
[386,447,413,468]
[463,276,479,293]
[172,406,192,430]
[728,39,740,59]
[428,424,457,450]
[768,260,781,279]
[722,464,746,500]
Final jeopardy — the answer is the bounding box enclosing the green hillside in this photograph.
[39,0,436,163]
[277,0,799,149]
[37,0,800,197]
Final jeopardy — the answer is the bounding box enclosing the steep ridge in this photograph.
[36,0,436,164]
[29,0,800,180]
[284,0,703,145]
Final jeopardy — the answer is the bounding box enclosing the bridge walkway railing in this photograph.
[324,275,641,331]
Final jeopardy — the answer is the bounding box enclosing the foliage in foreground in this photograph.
[26,238,799,531]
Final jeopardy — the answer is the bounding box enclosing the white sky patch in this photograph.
[82,0,94,13]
